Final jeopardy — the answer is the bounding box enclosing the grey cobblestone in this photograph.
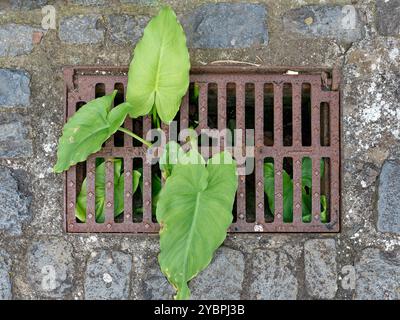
[59,15,105,44]
[141,257,175,300]
[0,166,31,236]
[0,250,11,300]
[69,0,107,5]
[283,5,365,43]
[355,248,400,300]
[378,161,400,234]
[120,0,157,5]
[26,239,75,299]
[85,250,132,300]
[376,0,400,36]
[304,239,337,299]
[0,113,32,158]
[0,24,40,56]
[0,69,30,108]
[108,15,149,45]
[182,3,268,48]
[10,0,47,10]
[190,247,245,300]
[249,249,298,300]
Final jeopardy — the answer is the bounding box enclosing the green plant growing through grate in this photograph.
[54,6,237,300]
[263,158,327,223]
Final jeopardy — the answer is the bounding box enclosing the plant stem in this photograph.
[118,127,152,147]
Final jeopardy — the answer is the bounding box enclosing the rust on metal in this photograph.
[63,66,341,233]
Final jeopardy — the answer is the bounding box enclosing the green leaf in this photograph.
[54,91,129,173]
[302,190,312,223]
[263,162,275,213]
[75,159,141,223]
[263,163,293,222]
[264,159,328,223]
[301,193,328,223]
[282,170,293,223]
[320,195,328,223]
[159,141,205,179]
[126,6,190,123]
[157,151,237,300]
[159,141,186,179]
[114,169,141,217]
[302,158,325,189]
[190,83,199,105]
[108,102,131,133]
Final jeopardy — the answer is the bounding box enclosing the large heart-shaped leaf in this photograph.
[159,141,205,179]
[54,91,130,173]
[157,151,237,300]
[75,159,141,223]
[126,6,190,123]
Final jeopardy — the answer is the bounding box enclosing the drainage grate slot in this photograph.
[64,66,340,233]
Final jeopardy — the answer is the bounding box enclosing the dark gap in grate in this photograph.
[320,102,330,146]
[245,170,255,223]
[94,157,105,223]
[75,161,86,223]
[283,84,293,146]
[151,164,162,223]
[173,110,180,138]
[226,83,236,146]
[132,119,143,147]
[245,83,255,223]
[189,82,199,129]
[264,157,274,223]
[301,84,312,146]
[95,83,105,98]
[245,83,255,130]
[302,156,312,224]
[321,157,331,223]
[264,84,274,146]
[76,101,86,110]
[114,157,124,223]
[207,83,218,129]
[132,158,143,222]
[114,83,125,147]
[232,197,238,223]
[283,157,293,223]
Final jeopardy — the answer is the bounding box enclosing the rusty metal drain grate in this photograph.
[63,66,340,233]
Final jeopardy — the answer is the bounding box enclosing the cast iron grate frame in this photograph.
[63,66,341,233]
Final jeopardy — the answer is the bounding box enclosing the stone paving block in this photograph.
[59,15,105,44]
[0,69,30,108]
[283,5,365,42]
[0,113,32,158]
[26,239,75,298]
[85,250,132,300]
[0,166,31,236]
[0,24,40,56]
[377,161,400,234]
[376,0,400,36]
[108,15,149,45]
[355,248,400,300]
[249,249,298,300]
[182,3,268,48]
[304,239,337,299]
[0,250,12,300]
